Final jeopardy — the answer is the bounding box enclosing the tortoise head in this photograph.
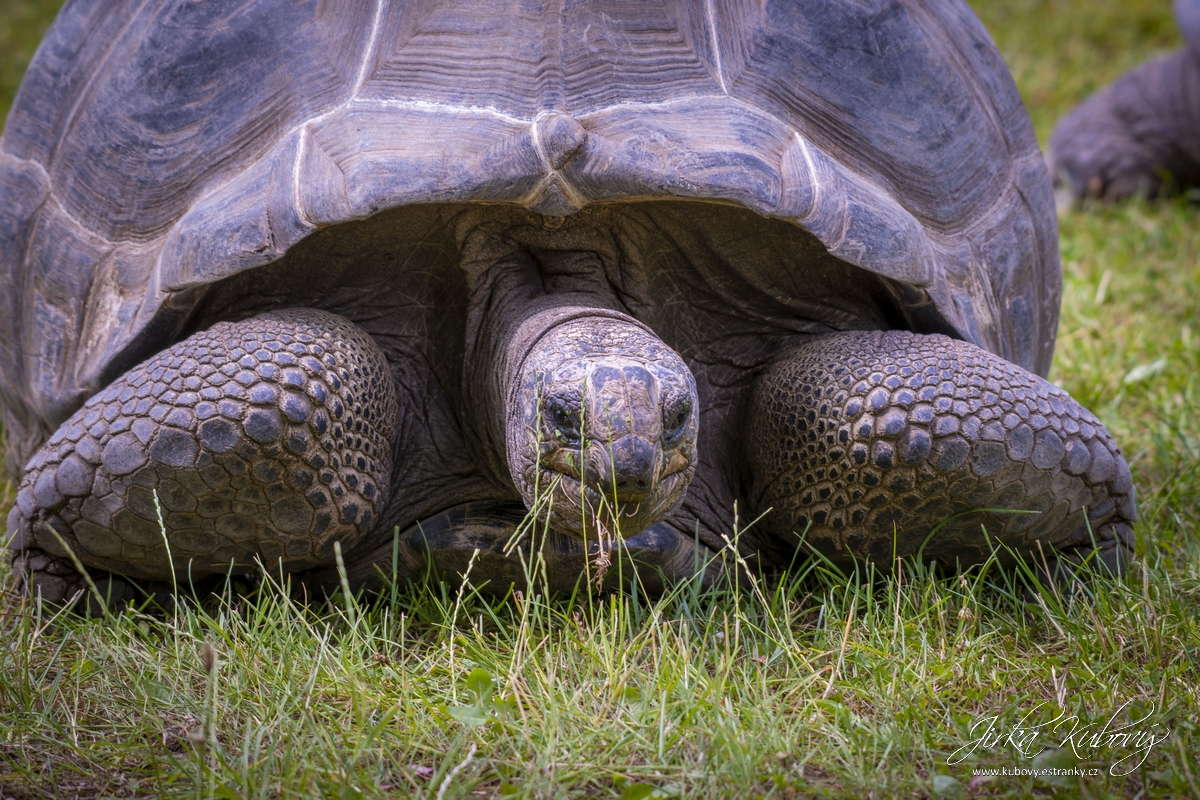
[506,315,698,538]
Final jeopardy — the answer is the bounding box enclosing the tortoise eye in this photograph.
[548,402,581,444]
[662,398,690,444]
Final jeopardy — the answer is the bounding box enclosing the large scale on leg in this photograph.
[0,0,1137,601]
[9,311,397,601]
[744,331,1135,572]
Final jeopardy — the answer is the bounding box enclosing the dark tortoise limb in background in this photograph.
[1049,0,1200,203]
[1,0,1136,606]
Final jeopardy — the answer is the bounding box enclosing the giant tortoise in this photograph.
[1,0,1136,604]
[1050,0,1200,203]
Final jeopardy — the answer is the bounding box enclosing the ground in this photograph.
[1,0,1198,797]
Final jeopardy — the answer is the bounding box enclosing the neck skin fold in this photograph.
[458,241,649,490]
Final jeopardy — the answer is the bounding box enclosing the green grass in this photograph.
[0,0,63,126]
[3,550,1198,798]
[3,0,1200,798]
[975,0,1182,144]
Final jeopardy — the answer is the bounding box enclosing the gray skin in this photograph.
[1049,0,1200,202]
[1,1,1138,605]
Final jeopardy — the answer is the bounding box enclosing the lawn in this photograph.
[2,1,1198,798]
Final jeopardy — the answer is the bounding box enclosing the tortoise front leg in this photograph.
[741,331,1136,574]
[6,309,397,606]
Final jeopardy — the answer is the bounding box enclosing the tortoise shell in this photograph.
[0,0,1058,476]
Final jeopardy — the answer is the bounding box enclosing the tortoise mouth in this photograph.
[535,463,692,539]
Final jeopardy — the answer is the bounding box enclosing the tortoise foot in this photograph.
[743,331,1137,573]
[299,500,722,597]
[6,309,398,587]
[10,546,147,613]
[1047,519,1135,579]
[9,545,256,615]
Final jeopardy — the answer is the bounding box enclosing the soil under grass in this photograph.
[2,1,1198,798]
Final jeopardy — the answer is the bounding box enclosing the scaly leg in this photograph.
[7,308,398,606]
[742,331,1136,574]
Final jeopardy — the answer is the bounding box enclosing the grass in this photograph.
[2,0,1199,797]
[0,0,62,127]
[3,547,1197,798]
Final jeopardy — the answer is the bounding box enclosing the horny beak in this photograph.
[583,434,661,503]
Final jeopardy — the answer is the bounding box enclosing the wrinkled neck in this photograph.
[459,245,639,487]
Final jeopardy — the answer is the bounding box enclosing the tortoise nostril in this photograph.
[586,435,658,502]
